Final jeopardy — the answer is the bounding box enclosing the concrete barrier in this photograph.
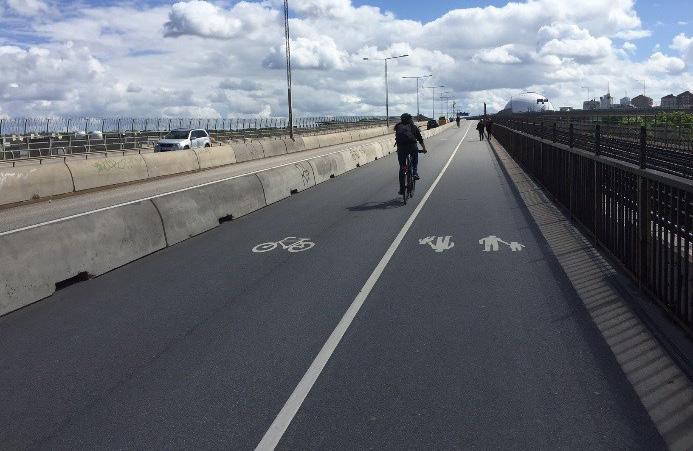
[67,154,149,191]
[141,149,200,178]
[151,174,265,245]
[283,136,306,153]
[317,133,343,148]
[194,145,237,169]
[0,201,166,315]
[233,141,265,162]
[256,161,316,204]
[0,160,74,205]
[308,155,339,184]
[260,139,287,158]
[301,135,321,150]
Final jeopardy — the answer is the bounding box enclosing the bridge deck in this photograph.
[0,123,688,449]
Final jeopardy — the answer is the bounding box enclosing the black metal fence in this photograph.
[0,116,387,161]
[494,123,693,336]
[493,117,693,180]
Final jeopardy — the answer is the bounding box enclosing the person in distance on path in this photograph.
[394,113,427,194]
[485,118,493,140]
[476,120,485,140]
[456,115,461,128]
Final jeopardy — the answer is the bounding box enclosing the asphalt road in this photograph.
[0,122,667,450]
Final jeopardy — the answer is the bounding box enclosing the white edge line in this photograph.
[255,122,471,451]
[1,136,402,237]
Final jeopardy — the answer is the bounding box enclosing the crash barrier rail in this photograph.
[493,118,693,180]
[0,116,390,162]
[493,123,693,336]
[0,122,455,315]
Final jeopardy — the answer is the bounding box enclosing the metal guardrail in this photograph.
[494,118,693,180]
[494,123,693,336]
[0,116,389,163]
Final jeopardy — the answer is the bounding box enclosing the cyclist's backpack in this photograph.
[395,123,417,147]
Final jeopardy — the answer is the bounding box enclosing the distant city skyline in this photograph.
[0,0,691,117]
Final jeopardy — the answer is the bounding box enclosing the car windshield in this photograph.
[164,130,190,140]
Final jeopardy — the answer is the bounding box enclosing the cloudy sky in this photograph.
[0,0,691,118]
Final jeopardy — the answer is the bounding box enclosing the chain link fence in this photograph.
[0,116,387,162]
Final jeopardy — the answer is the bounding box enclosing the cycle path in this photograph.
[0,124,470,450]
[274,129,666,449]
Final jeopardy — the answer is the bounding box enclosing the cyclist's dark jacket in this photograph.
[394,122,424,153]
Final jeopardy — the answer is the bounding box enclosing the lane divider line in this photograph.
[255,122,472,450]
[0,129,456,237]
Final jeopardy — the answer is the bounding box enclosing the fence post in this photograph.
[569,123,574,148]
[639,126,647,170]
[552,122,556,143]
[594,124,601,156]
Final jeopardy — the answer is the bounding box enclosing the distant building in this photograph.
[661,94,676,108]
[503,91,555,113]
[677,91,693,108]
[631,95,653,109]
[583,99,599,110]
[619,96,631,106]
[559,107,573,112]
[599,93,613,109]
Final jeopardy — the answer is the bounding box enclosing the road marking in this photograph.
[255,121,472,451]
[479,235,525,252]
[252,237,315,253]
[0,131,449,237]
[419,235,455,253]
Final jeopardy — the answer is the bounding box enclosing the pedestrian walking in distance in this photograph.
[485,119,493,140]
[476,120,485,141]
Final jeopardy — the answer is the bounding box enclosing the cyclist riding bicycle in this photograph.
[394,113,427,195]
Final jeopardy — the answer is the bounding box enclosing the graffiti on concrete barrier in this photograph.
[294,163,311,186]
[0,169,34,189]
[93,157,141,173]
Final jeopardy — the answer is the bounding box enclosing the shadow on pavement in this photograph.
[347,198,404,211]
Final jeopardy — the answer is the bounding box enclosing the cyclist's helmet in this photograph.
[400,113,413,124]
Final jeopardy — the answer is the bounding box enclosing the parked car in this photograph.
[155,129,211,152]
[426,120,439,130]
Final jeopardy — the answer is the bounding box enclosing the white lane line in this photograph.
[255,122,471,451]
[0,132,445,237]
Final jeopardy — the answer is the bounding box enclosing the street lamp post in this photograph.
[424,85,445,119]
[283,0,293,139]
[363,54,409,128]
[402,74,432,118]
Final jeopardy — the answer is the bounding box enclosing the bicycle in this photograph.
[400,151,415,205]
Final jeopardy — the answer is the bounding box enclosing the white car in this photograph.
[155,129,211,152]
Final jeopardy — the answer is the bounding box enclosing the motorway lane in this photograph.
[0,124,467,450]
[275,129,666,449]
[0,132,396,233]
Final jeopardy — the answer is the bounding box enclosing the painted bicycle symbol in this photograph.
[252,236,315,253]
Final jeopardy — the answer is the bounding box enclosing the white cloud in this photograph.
[0,0,689,117]
[646,52,686,74]
[672,33,693,62]
[622,42,637,53]
[473,45,521,64]
[5,0,49,16]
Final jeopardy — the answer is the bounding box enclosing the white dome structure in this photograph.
[504,91,555,113]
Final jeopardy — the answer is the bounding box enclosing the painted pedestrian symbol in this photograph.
[479,235,525,252]
[419,236,455,253]
[253,237,315,253]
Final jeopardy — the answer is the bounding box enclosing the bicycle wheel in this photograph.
[406,155,413,200]
[288,241,315,252]
[252,242,277,253]
[402,158,409,205]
